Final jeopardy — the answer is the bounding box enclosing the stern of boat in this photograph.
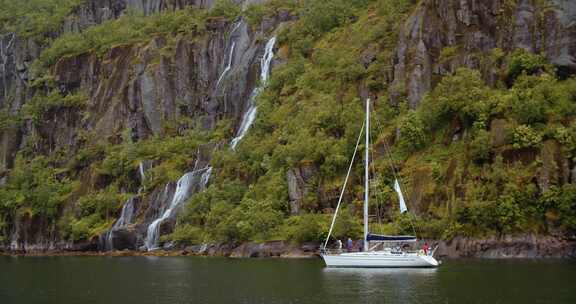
[419,255,440,268]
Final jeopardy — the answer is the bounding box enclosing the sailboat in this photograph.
[321,99,440,268]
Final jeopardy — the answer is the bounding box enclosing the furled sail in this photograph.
[394,179,408,213]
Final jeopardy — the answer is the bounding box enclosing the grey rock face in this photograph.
[436,235,576,258]
[287,165,317,215]
[2,5,287,251]
[0,0,255,170]
[391,0,576,108]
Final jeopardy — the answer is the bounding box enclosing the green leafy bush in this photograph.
[164,224,204,245]
[512,125,542,149]
[279,214,328,243]
[208,199,284,243]
[398,111,426,152]
[209,0,241,20]
[0,155,78,220]
[507,49,550,84]
[423,68,492,128]
[470,129,492,162]
[22,91,87,124]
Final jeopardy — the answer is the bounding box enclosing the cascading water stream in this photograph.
[144,167,212,251]
[230,36,277,150]
[215,42,236,88]
[138,162,146,182]
[215,21,241,89]
[105,197,136,250]
[1,33,15,101]
[102,161,148,251]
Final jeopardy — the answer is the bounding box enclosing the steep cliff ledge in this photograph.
[1,0,576,256]
[0,0,294,251]
[391,0,576,108]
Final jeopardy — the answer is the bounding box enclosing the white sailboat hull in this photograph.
[322,252,439,268]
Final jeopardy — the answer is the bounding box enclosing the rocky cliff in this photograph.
[391,0,576,108]
[0,0,292,251]
[1,0,575,256]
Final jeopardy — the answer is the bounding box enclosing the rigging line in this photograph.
[368,118,383,231]
[322,121,365,250]
[372,106,419,239]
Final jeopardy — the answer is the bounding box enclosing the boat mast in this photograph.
[364,98,370,252]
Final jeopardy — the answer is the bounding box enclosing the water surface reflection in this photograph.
[0,257,575,304]
[322,267,438,303]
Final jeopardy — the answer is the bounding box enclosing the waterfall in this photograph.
[104,197,136,250]
[230,36,277,150]
[138,162,146,182]
[215,22,241,89]
[144,167,213,251]
[102,161,150,251]
[1,33,15,102]
[114,197,136,229]
[215,42,236,88]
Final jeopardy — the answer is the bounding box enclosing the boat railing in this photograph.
[321,248,362,255]
[322,248,436,256]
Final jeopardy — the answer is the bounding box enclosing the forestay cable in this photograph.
[322,122,365,250]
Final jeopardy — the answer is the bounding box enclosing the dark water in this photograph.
[0,256,575,304]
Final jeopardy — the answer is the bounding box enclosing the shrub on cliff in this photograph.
[0,0,82,40]
[512,125,542,149]
[0,156,78,221]
[507,49,551,85]
[422,68,493,129]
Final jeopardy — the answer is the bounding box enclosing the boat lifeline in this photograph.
[321,98,440,268]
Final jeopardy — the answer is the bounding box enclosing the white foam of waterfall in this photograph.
[215,22,241,89]
[230,36,277,150]
[144,167,212,251]
[138,162,146,182]
[215,42,236,88]
[105,197,136,250]
[10,229,18,251]
[1,33,16,101]
[115,197,136,229]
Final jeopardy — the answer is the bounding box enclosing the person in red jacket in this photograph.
[422,242,430,256]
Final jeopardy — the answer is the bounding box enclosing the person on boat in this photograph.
[422,242,429,255]
[336,239,343,252]
[347,238,353,252]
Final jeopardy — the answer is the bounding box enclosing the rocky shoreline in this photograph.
[2,235,576,259]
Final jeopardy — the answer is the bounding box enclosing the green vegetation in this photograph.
[35,8,209,70]
[0,156,79,236]
[244,0,298,27]
[22,91,87,124]
[169,0,576,245]
[397,69,576,238]
[168,0,420,244]
[64,188,126,241]
[32,0,245,72]
[0,110,20,132]
[2,0,576,248]
[0,125,218,242]
[0,0,82,40]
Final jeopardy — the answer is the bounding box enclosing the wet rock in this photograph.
[436,235,576,258]
[230,241,318,258]
[0,170,7,186]
[107,227,139,251]
[287,165,317,215]
[538,140,562,191]
[490,119,509,147]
